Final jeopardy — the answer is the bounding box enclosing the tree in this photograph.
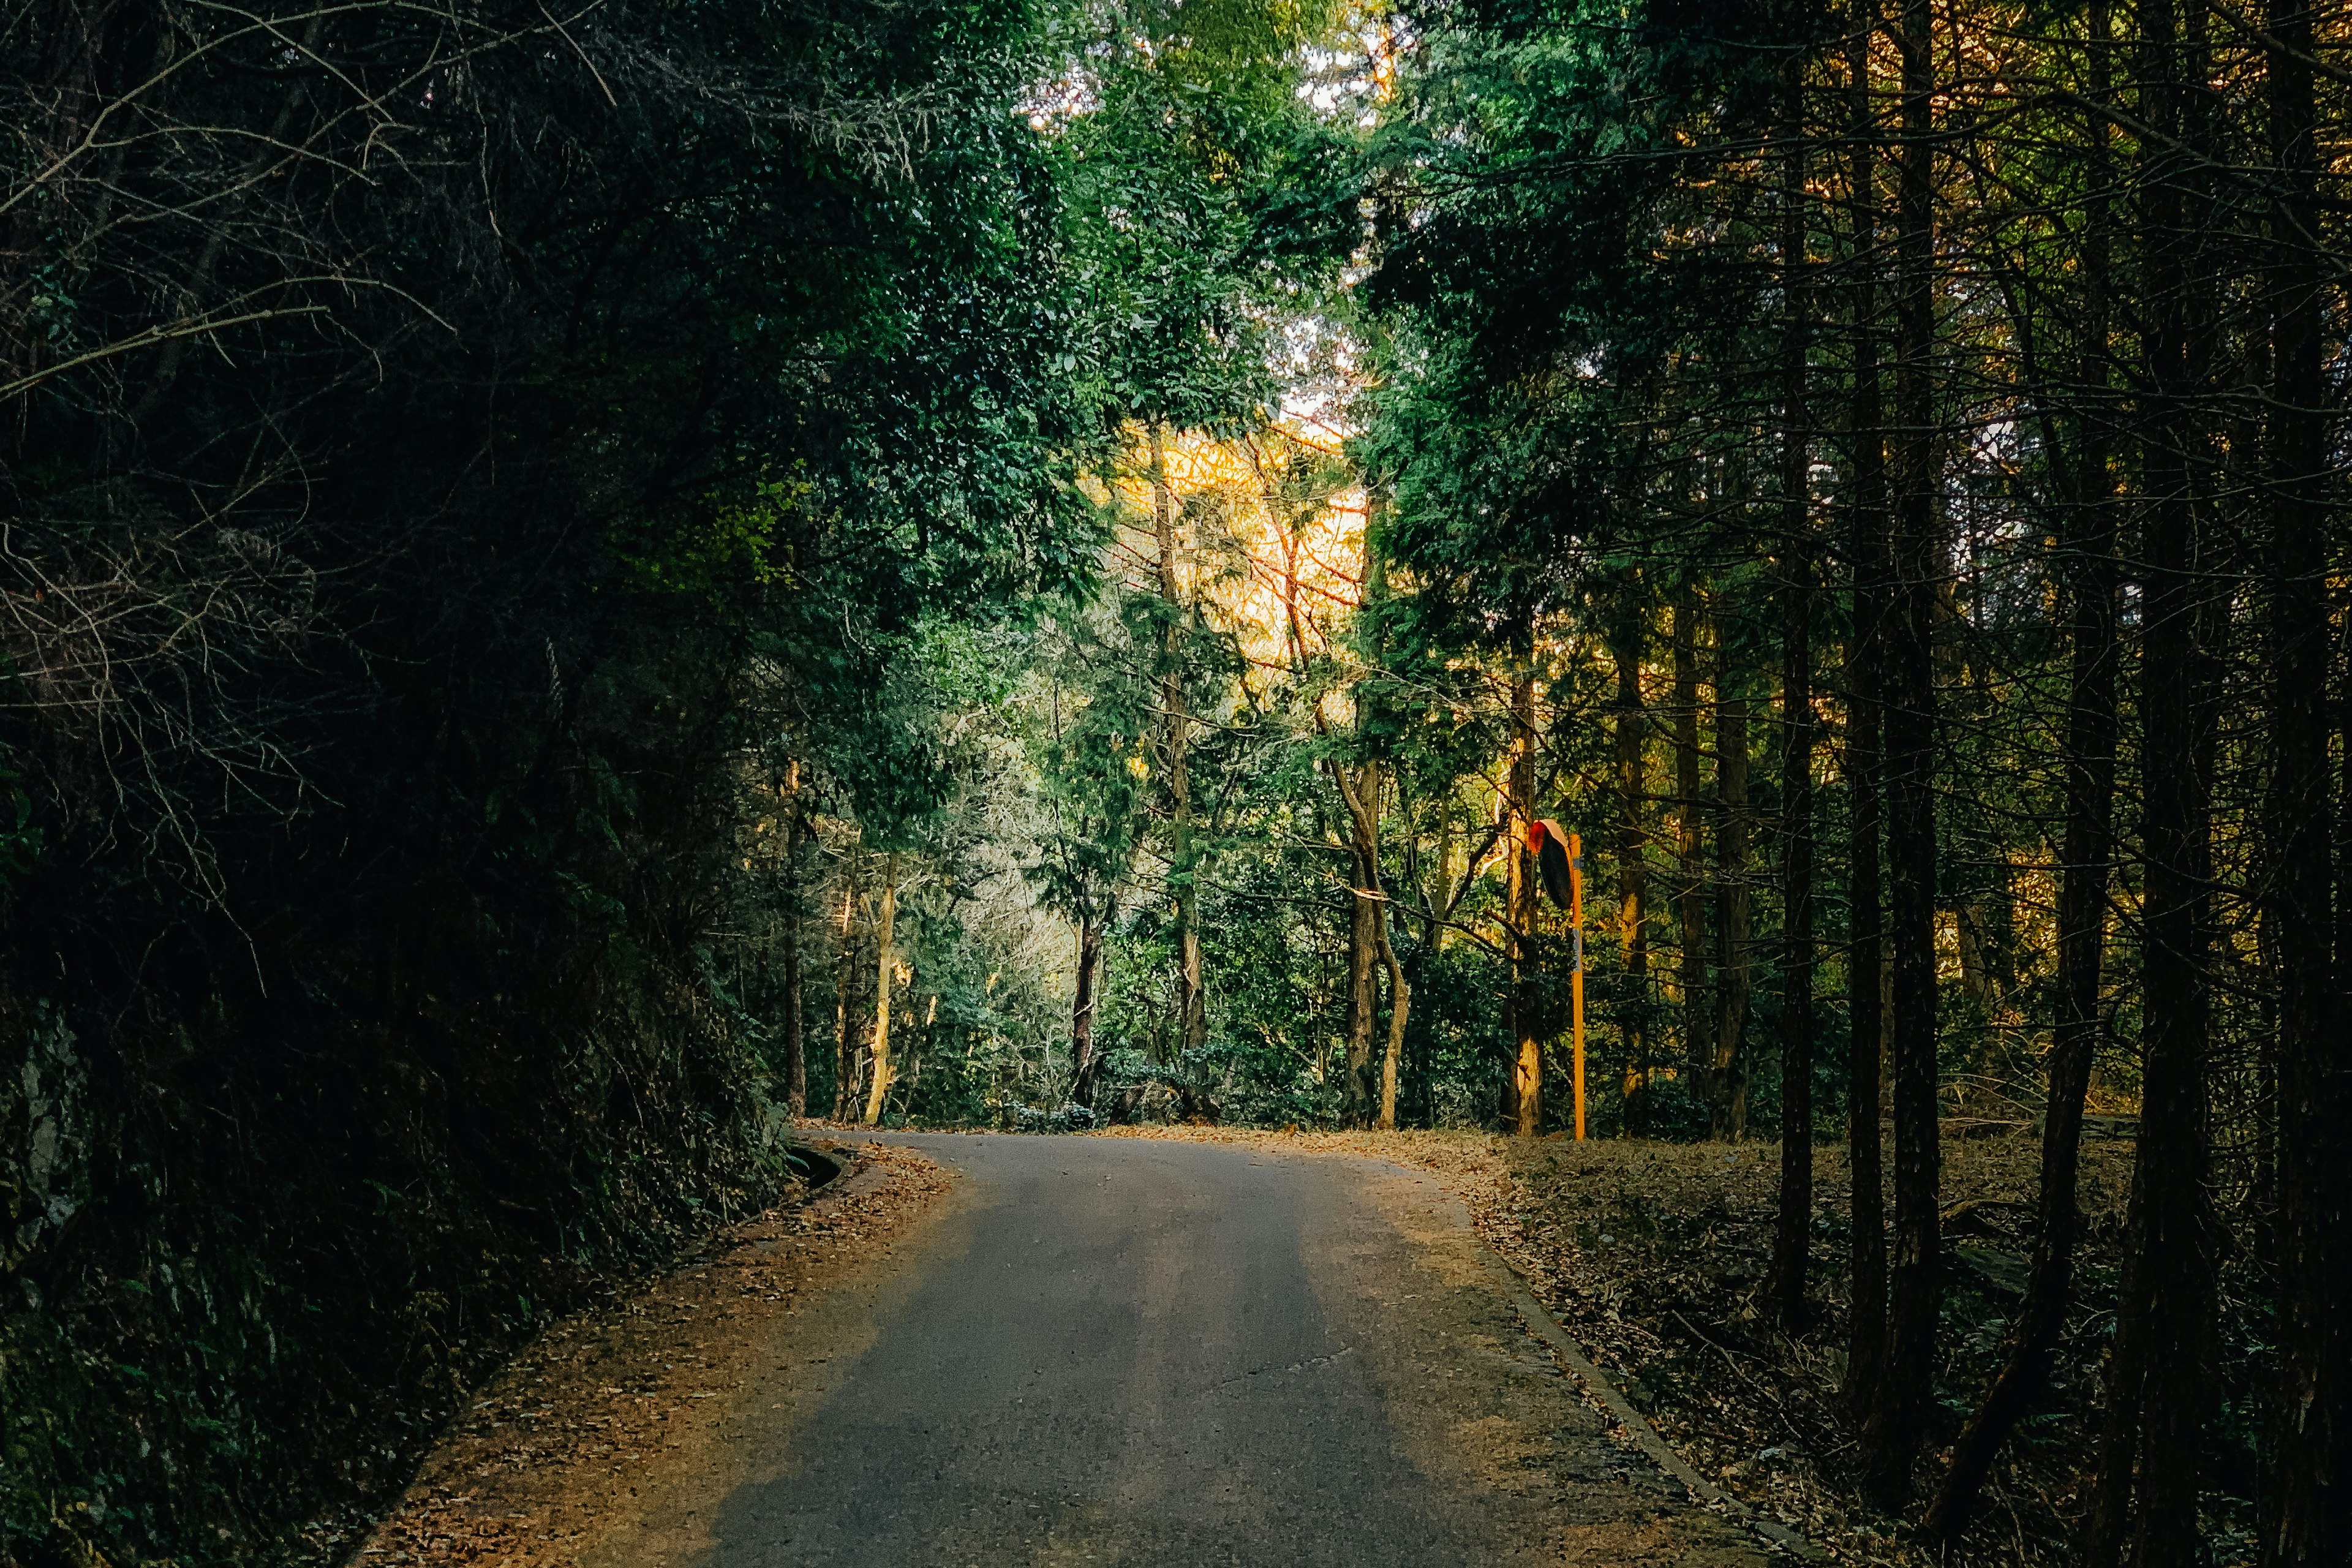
[1026,600,1153,1107]
[1770,112,1818,1325]
[1925,6,2122,1529]
[2258,6,2350,1561]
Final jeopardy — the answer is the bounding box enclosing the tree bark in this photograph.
[1152,422,1207,1068]
[1925,9,2117,1537]
[1770,130,1815,1324]
[1672,588,1714,1095]
[2084,8,2219,1559]
[1071,905,1107,1107]
[1355,510,1414,1132]
[1859,0,1940,1506]
[1840,0,1891,1426]
[1377,918,1412,1131]
[1611,608,1651,1134]
[2260,4,2346,1562]
[1508,665,1542,1136]
[831,856,862,1123]
[782,760,807,1118]
[1330,754,1410,1130]
[1713,665,1753,1140]
[862,853,899,1125]
[1342,761,1383,1126]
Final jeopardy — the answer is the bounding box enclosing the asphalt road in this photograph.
[601,1134,1768,1568]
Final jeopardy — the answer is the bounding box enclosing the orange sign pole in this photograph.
[1569,831,1586,1140]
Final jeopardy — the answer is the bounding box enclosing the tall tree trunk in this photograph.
[1773,586,1815,1322]
[1508,663,1542,1136]
[782,760,807,1118]
[1500,794,1521,1127]
[1611,608,1651,1134]
[2332,568,2352,1568]
[2084,7,2219,1559]
[1841,0,1891,1425]
[1771,130,1815,1325]
[1672,588,1715,1092]
[1377,918,1412,1131]
[1926,9,2118,1536]
[1343,762,1382,1126]
[2261,2,2346,1561]
[1359,516,1413,1132]
[862,853,899,1125]
[1860,0,1941,1506]
[1152,421,1207,1068]
[1071,903,1107,1107]
[1331,755,1410,1130]
[1713,665,1754,1139]
[831,856,862,1122]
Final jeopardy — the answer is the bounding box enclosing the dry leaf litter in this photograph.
[344,1143,952,1568]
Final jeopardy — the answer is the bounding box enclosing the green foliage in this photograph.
[616,467,819,595]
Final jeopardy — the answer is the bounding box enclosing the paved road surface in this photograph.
[595,1134,1768,1568]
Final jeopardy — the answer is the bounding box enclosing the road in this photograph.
[591,1134,1770,1568]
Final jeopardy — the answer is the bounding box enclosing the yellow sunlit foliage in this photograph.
[1101,422,1368,695]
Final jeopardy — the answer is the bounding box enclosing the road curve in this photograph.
[595,1133,1768,1568]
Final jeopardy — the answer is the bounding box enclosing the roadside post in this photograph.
[1569,832,1585,1140]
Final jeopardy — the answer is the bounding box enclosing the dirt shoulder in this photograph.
[350,1142,956,1568]
[1095,1125,2135,1568]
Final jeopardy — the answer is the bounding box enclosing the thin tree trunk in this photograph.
[1330,754,1410,1130]
[862,854,899,1125]
[1071,905,1106,1107]
[2260,4,2346,1561]
[831,856,861,1122]
[1672,589,1714,1092]
[1713,665,1753,1139]
[1356,509,1414,1132]
[1509,662,1542,1137]
[2084,7,2218,1558]
[1860,0,1941,1505]
[1342,762,1382,1125]
[1378,919,1411,1131]
[1841,0,1891,1425]
[1773,590,1814,1323]
[1770,129,1815,1324]
[1152,422,1207,1068]
[1926,9,2117,1536]
[1612,609,1651,1134]
[2331,567,2352,1568]
[1500,790,1521,1128]
[782,760,807,1118]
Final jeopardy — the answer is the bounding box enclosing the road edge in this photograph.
[1476,1249,1826,1563]
[351,1142,959,1568]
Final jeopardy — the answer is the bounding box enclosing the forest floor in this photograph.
[1096,1124,2148,1568]
[342,1142,956,1568]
